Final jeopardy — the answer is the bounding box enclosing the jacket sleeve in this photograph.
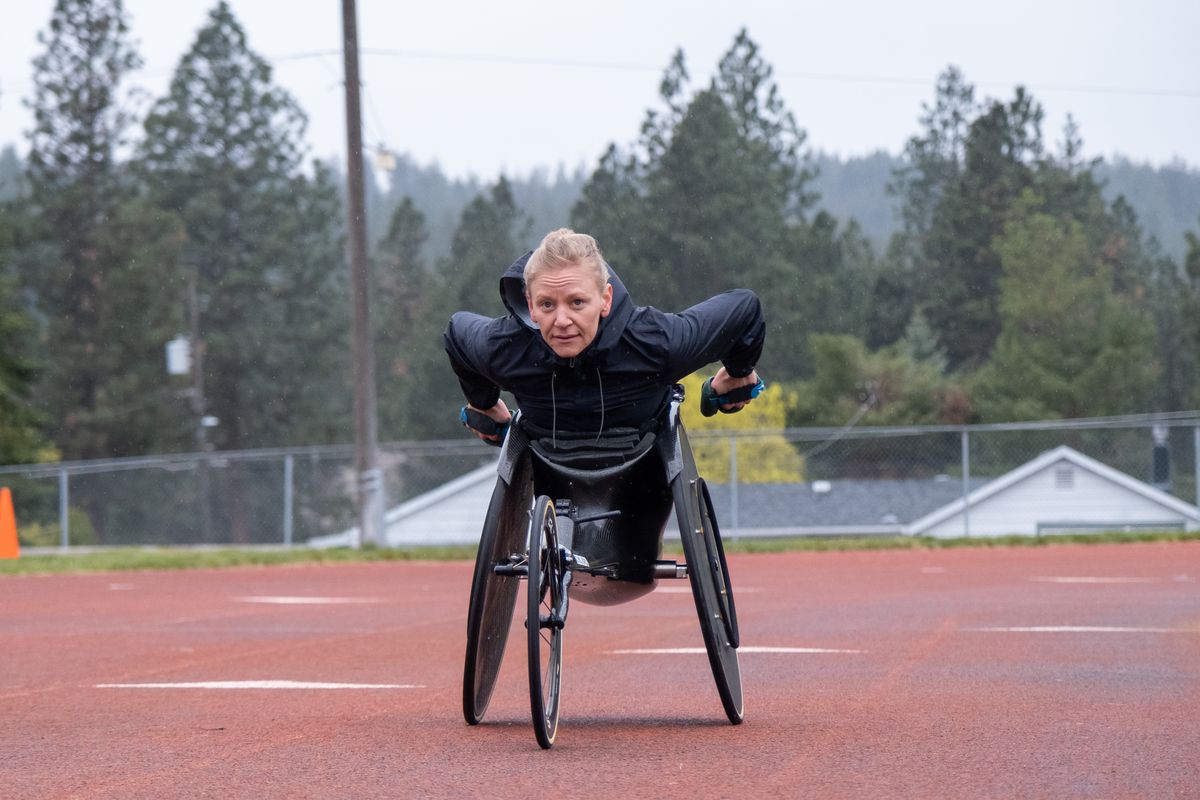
[658,289,765,381]
[443,312,504,410]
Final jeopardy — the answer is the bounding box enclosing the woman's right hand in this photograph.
[466,399,512,443]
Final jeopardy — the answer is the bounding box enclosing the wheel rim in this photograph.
[699,479,739,649]
[674,426,744,725]
[463,476,528,725]
[528,497,562,748]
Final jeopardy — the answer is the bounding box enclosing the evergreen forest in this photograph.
[3,0,1200,469]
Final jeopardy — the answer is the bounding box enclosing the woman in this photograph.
[444,228,764,442]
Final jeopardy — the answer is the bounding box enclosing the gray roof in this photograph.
[702,478,989,531]
[317,473,995,547]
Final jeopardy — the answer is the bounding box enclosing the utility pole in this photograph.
[188,269,214,544]
[341,0,384,547]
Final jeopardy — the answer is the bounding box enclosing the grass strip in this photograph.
[0,544,477,576]
[2,530,1197,576]
[715,529,1200,554]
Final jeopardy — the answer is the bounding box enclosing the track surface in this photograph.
[3,542,1198,799]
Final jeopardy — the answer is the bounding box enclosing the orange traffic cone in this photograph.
[0,486,19,559]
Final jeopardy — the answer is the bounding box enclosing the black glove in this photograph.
[459,406,510,446]
[699,376,766,418]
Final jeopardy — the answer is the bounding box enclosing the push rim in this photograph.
[527,495,563,748]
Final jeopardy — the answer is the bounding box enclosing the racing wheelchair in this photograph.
[461,383,748,749]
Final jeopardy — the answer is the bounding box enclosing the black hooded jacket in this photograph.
[443,252,765,434]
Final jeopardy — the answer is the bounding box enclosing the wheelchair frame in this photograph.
[461,388,742,748]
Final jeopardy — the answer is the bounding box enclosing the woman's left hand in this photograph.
[710,367,759,412]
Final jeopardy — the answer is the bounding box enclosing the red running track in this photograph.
[2,542,1198,799]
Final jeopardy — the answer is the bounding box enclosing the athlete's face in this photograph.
[526,262,613,359]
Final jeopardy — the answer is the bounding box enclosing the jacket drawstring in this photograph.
[550,365,605,446]
[595,367,605,442]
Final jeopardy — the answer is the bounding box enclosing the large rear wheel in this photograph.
[699,478,739,649]
[673,432,743,724]
[463,478,527,725]
[527,495,564,749]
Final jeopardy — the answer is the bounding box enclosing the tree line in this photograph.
[2,0,1200,471]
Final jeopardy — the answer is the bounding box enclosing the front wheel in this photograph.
[527,495,564,749]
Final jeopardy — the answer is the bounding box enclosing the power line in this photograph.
[267,47,1200,101]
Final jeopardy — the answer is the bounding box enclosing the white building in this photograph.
[314,445,1199,547]
[906,445,1200,538]
[311,463,497,548]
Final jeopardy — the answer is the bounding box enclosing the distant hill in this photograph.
[1095,158,1200,262]
[295,149,1200,268]
[5,142,1196,265]
[362,154,590,265]
[809,150,902,252]
[0,145,26,201]
[810,152,1200,264]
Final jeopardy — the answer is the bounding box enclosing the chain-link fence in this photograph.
[3,414,1198,548]
[691,415,1199,538]
[1,441,496,549]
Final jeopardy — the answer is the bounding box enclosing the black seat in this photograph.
[524,422,673,603]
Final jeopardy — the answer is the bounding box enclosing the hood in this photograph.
[499,251,634,364]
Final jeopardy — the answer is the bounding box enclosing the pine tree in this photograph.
[787,333,969,476]
[25,0,141,209]
[970,204,1157,420]
[887,66,975,273]
[0,203,47,464]
[23,0,186,459]
[1182,220,1200,406]
[570,144,648,282]
[919,89,1043,370]
[444,177,527,318]
[394,177,528,441]
[138,1,349,452]
[574,30,838,379]
[0,146,28,201]
[374,196,430,439]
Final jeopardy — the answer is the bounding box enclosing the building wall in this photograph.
[384,477,495,546]
[923,458,1193,538]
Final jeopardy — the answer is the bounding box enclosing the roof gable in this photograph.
[905,445,1199,535]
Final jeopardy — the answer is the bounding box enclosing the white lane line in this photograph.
[610,646,864,654]
[96,680,423,690]
[965,626,1186,634]
[233,596,384,605]
[108,583,135,591]
[1030,576,1162,584]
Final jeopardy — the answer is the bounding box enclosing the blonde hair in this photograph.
[524,228,610,292]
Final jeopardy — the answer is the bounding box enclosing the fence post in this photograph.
[283,454,295,547]
[961,428,971,538]
[729,434,739,540]
[1194,426,1199,517]
[58,469,70,550]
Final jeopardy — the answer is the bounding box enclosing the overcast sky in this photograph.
[2,0,1198,180]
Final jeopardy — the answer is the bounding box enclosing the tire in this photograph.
[463,478,526,725]
[527,495,564,749]
[699,478,739,649]
[673,431,744,724]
